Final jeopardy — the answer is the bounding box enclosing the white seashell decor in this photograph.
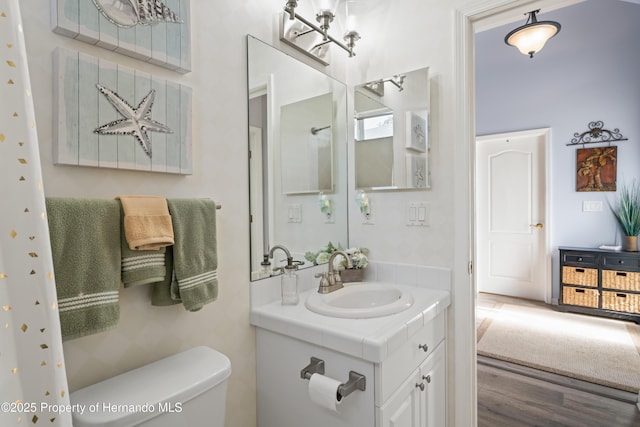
[92,0,183,28]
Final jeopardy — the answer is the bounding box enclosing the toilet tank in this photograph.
[70,346,231,427]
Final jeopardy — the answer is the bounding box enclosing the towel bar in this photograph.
[215,203,222,210]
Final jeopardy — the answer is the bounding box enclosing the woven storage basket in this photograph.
[601,270,640,292]
[602,291,640,314]
[562,266,598,287]
[562,286,599,308]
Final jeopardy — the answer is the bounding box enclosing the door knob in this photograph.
[529,223,544,230]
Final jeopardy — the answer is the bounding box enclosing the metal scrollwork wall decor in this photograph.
[570,121,626,192]
[567,120,627,146]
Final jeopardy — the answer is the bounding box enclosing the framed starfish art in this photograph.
[51,0,191,73]
[406,153,428,188]
[53,48,192,174]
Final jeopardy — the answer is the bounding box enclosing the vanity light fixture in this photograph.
[363,75,406,97]
[504,9,561,58]
[280,0,361,65]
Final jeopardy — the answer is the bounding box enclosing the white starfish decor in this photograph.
[94,84,173,158]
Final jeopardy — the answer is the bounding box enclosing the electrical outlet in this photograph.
[324,210,334,224]
[362,210,374,225]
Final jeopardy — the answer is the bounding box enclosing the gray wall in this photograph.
[475,0,640,298]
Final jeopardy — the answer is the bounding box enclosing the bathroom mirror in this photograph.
[354,67,430,190]
[280,93,334,194]
[247,35,349,280]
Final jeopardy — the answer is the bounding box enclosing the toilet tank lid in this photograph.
[70,346,231,427]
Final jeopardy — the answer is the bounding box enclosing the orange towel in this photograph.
[117,196,174,250]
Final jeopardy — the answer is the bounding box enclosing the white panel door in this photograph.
[476,129,548,301]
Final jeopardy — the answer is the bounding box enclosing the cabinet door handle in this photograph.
[415,382,425,391]
[422,375,431,384]
[418,344,429,352]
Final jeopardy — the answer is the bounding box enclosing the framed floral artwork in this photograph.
[576,146,617,192]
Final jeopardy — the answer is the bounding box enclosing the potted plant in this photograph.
[335,247,369,283]
[304,241,342,266]
[305,243,369,282]
[610,180,640,251]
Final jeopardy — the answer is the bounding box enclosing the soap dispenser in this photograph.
[281,263,299,305]
[259,254,272,279]
[267,245,304,305]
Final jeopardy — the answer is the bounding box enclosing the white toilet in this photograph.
[70,346,231,427]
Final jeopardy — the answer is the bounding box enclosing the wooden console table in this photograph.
[559,247,640,323]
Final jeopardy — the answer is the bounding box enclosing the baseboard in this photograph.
[478,355,639,404]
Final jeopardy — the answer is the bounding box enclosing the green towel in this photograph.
[119,202,166,288]
[152,199,218,311]
[46,198,121,340]
[151,247,180,306]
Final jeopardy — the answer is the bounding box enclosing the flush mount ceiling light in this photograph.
[504,9,561,58]
[280,0,361,65]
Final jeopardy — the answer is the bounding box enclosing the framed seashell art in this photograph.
[53,48,192,174]
[51,0,191,73]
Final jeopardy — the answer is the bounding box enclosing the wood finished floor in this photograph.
[477,293,640,427]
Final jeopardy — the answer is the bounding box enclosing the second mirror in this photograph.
[354,67,430,190]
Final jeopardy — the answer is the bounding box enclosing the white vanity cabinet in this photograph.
[378,343,445,427]
[376,311,446,427]
[255,309,447,427]
[251,280,450,427]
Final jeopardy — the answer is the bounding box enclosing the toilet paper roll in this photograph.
[308,373,343,412]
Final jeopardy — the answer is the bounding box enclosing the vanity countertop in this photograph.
[250,283,450,363]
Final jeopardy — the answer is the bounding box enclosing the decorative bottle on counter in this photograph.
[281,265,299,305]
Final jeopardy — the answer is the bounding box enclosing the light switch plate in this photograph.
[407,202,430,226]
[582,201,603,212]
[287,204,302,223]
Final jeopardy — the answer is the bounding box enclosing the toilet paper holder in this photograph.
[300,357,366,399]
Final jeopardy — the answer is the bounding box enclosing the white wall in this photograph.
[475,0,640,298]
[347,0,458,267]
[19,0,484,426]
[22,2,312,426]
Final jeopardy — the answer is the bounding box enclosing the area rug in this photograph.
[477,302,640,393]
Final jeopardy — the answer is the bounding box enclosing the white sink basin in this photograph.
[305,282,414,318]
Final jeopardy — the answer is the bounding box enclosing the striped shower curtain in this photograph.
[0,1,72,425]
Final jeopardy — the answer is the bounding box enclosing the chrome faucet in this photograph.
[268,244,304,274]
[315,251,353,294]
